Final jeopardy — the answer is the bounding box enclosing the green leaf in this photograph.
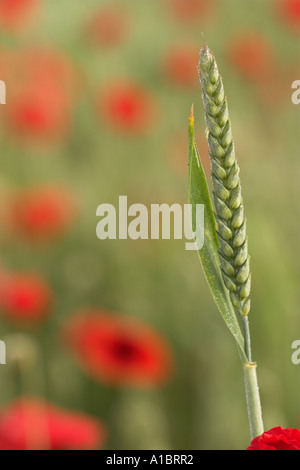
[188,109,247,362]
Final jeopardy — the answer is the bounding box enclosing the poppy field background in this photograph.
[0,0,299,450]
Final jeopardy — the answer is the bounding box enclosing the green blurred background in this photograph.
[0,0,299,450]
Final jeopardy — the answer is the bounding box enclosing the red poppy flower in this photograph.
[167,0,212,23]
[8,84,71,140]
[99,81,156,134]
[0,272,52,323]
[9,186,77,241]
[0,398,106,450]
[85,6,129,47]
[63,311,174,387]
[163,45,200,88]
[247,426,300,450]
[227,32,277,84]
[4,48,79,141]
[0,0,38,30]
[276,0,300,29]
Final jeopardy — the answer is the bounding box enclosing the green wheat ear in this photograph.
[189,45,264,439]
[198,46,251,319]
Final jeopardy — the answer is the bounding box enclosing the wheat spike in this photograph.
[198,46,251,317]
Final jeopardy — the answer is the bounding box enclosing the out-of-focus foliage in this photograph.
[0,0,299,450]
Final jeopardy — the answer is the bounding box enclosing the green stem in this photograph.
[240,315,264,439]
[241,315,264,439]
[243,362,264,440]
[241,315,252,363]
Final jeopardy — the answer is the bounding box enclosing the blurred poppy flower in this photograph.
[227,32,278,84]
[0,398,106,450]
[163,45,199,88]
[276,0,300,29]
[247,426,300,450]
[0,0,38,31]
[0,271,52,324]
[4,48,79,141]
[99,81,157,134]
[7,83,71,140]
[167,0,212,23]
[63,311,174,387]
[85,6,129,47]
[8,186,77,242]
